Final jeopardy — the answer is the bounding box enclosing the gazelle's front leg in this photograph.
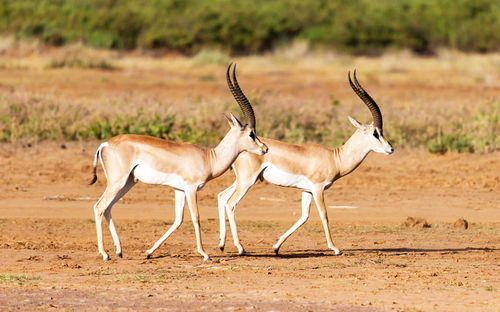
[146,189,185,258]
[273,191,312,254]
[185,187,210,261]
[312,188,342,255]
[217,182,236,251]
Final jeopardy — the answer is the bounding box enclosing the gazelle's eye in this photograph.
[373,131,380,140]
[249,132,256,140]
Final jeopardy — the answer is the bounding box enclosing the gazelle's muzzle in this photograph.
[375,130,393,155]
[383,139,394,155]
[258,141,269,155]
[386,145,394,155]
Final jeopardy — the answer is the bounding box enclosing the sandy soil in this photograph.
[0,142,499,312]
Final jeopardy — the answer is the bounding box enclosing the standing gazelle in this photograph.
[90,64,268,261]
[218,70,394,255]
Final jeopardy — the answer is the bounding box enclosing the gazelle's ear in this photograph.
[224,113,243,129]
[348,116,365,130]
[223,114,234,127]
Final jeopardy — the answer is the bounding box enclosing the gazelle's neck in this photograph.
[207,131,240,179]
[336,131,372,177]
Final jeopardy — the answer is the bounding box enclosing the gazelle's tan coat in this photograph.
[218,71,394,255]
[91,64,267,261]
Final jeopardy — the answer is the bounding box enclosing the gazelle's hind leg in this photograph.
[104,174,136,258]
[273,191,312,254]
[146,189,185,258]
[311,189,342,255]
[217,182,236,251]
[94,173,136,261]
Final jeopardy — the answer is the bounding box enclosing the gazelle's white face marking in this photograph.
[225,113,268,156]
[374,128,394,155]
[241,126,268,156]
[348,116,394,155]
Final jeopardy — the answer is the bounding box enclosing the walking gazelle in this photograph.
[90,64,268,261]
[218,70,394,255]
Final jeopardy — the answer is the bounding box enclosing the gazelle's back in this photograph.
[105,135,210,182]
[233,137,337,186]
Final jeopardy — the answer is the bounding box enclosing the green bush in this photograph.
[427,132,474,154]
[0,96,176,142]
[0,0,498,54]
[47,54,117,70]
[76,113,176,140]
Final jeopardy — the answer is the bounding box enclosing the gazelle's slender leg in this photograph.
[104,175,137,258]
[93,175,135,260]
[146,189,185,258]
[94,200,109,261]
[224,177,258,255]
[217,182,236,251]
[185,188,210,261]
[273,191,312,254]
[311,188,342,255]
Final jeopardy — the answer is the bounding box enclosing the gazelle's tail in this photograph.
[89,143,108,185]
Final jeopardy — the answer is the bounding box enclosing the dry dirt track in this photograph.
[0,142,499,311]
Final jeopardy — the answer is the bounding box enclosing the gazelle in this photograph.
[90,64,268,261]
[218,70,394,255]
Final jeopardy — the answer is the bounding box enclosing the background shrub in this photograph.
[0,0,498,54]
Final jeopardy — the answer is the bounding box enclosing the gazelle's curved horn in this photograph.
[348,69,383,132]
[226,63,256,130]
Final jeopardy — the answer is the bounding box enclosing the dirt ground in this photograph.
[1,52,500,311]
[0,142,499,312]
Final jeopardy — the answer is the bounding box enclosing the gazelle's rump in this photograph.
[89,142,108,185]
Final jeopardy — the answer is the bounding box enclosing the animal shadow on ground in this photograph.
[221,247,496,259]
[346,247,496,254]
[119,247,496,261]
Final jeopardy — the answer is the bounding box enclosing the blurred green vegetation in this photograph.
[46,53,117,70]
[0,0,498,54]
[1,93,499,153]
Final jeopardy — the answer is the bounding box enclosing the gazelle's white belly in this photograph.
[262,162,314,190]
[133,160,187,190]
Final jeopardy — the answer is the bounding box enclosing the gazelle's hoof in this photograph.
[203,255,211,261]
[102,255,111,261]
[330,247,342,256]
[146,253,151,259]
[273,245,280,255]
[219,246,224,252]
[237,249,246,256]
[117,252,123,258]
